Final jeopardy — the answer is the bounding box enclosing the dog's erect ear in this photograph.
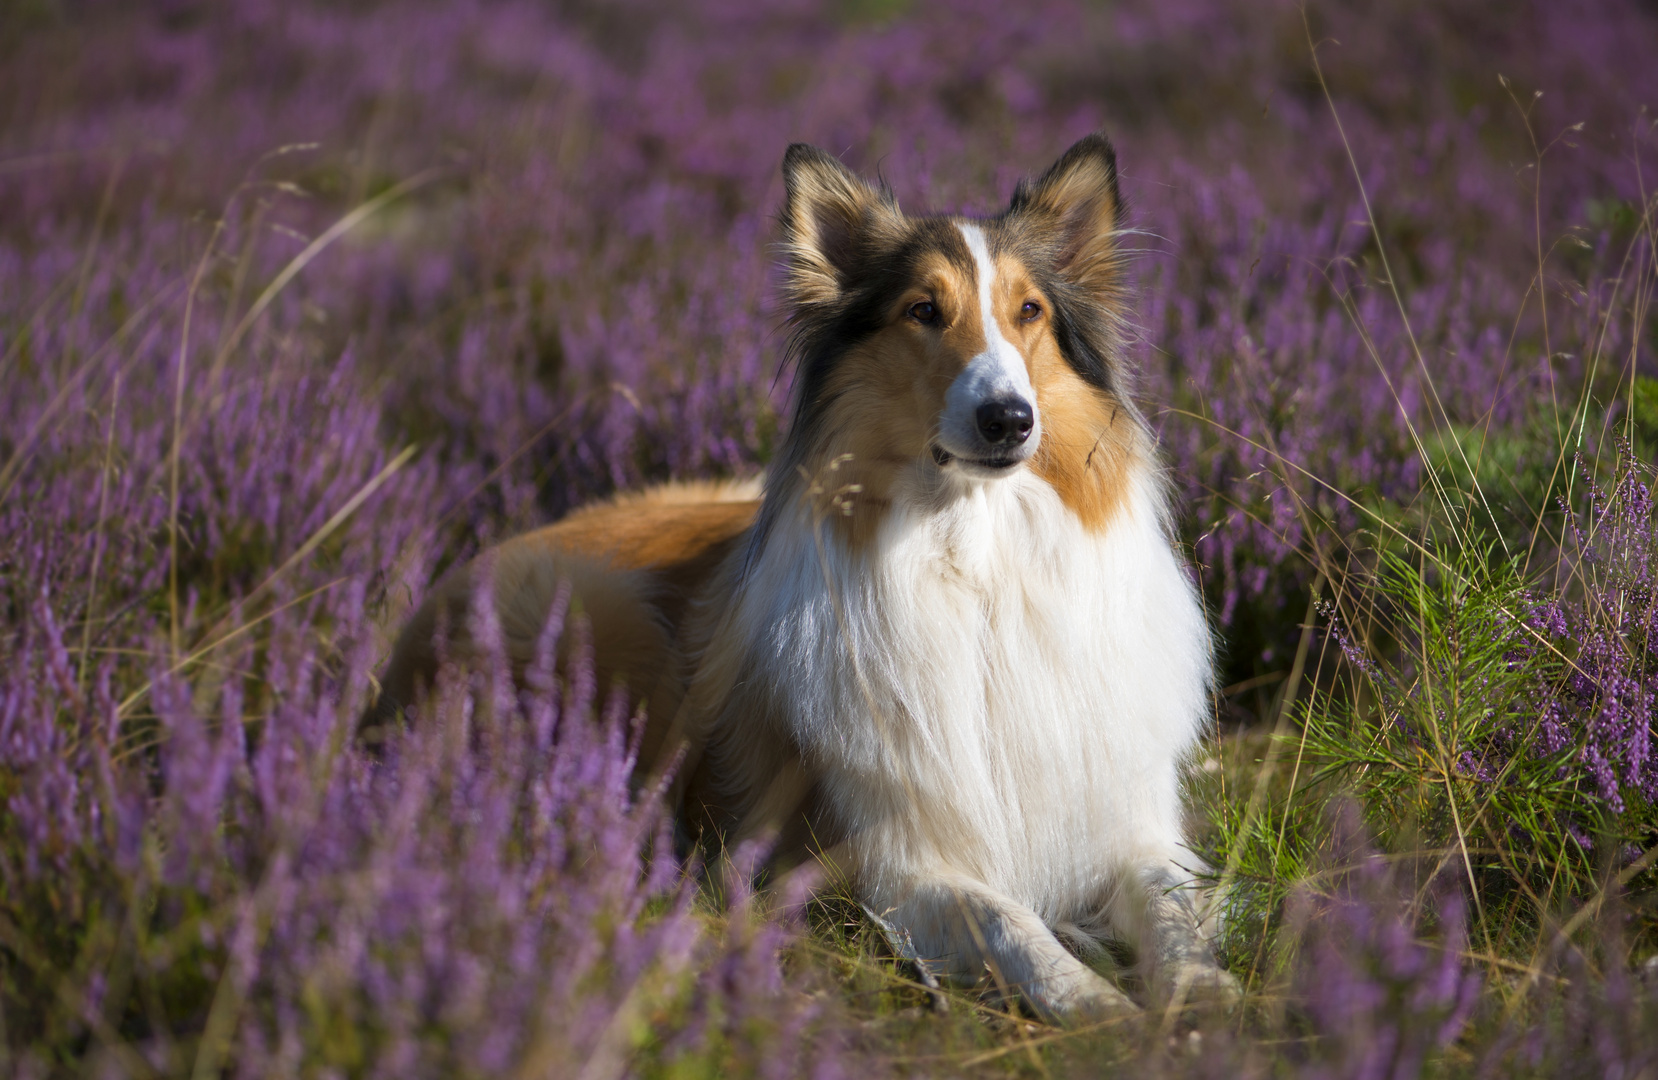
[780,144,899,309]
[1007,134,1124,300]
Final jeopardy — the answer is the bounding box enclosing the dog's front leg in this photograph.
[884,873,1138,1024]
[1108,861,1241,1010]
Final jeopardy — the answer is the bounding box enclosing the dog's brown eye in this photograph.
[1020,301,1042,322]
[908,301,938,324]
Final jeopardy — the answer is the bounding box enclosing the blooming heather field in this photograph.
[3,0,1658,1075]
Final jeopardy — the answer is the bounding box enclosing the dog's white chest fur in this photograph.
[743,466,1211,922]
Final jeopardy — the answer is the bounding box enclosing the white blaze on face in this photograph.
[940,223,1040,458]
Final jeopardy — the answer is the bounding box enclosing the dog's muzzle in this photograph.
[932,392,1039,475]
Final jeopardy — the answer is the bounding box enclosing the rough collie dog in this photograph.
[370,133,1239,1020]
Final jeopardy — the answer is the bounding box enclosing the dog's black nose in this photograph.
[976,399,1034,445]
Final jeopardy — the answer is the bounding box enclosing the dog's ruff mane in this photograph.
[370,133,1240,1021]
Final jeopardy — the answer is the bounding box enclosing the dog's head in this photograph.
[777,135,1139,529]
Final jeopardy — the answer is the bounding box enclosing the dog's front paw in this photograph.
[1069,980,1143,1023]
[1026,969,1141,1026]
[1153,962,1242,1012]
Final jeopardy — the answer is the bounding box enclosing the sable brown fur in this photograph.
[367,479,757,773]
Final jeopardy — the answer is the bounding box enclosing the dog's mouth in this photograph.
[930,444,1023,472]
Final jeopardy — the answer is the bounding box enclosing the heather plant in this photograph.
[1210,454,1658,939]
[0,577,851,1077]
[1195,464,1658,1080]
